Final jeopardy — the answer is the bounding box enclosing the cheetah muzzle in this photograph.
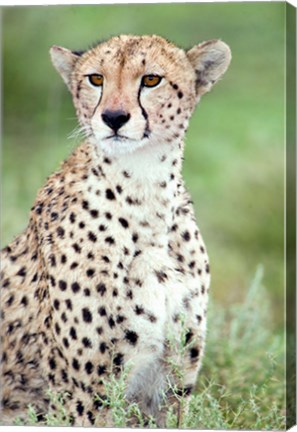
[0,34,231,427]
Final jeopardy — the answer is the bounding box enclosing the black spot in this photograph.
[185,330,193,344]
[88,231,97,242]
[72,358,80,370]
[125,330,138,345]
[116,315,126,324]
[126,290,133,299]
[85,361,94,375]
[148,314,157,323]
[97,365,106,375]
[87,410,95,425]
[57,226,65,238]
[135,305,144,315]
[90,209,99,218]
[72,243,81,253]
[176,386,193,397]
[113,288,118,296]
[177,254,184,263]
[49,358,56,370]
[86,268,95,278]
[119,218,129,228]
[132,233,138,243]
[155,270,168,283]
[177,91,184,99]
[70,327,78,340]
[82,337,92,348]
[16,267,26,277]
[82,200,89,210]
[205,263,210,273]
[84,288,91,296]
[71,282,80,293]
[76,400,84,416]
[55,323,61,335]
[49,254,56,267]
[106,189,116,200]
[59,280,67,291]
[182,231,191,241]
[126,196,141,206]
[105,236,115,245]
[108,316,116,328]
[63,337,69,348]
[53,299,60,310]
[70,262,78,270]
[61,254,67,263]
[2,278,10,288]
[113,352,124,366]
[99,342,107,354]
[190,347,200,360]
[96,283,106,296]
[98,306,106,316]
[116,185,122,193]
[20,296,28,307]
[49,211,58,222]
[35,204,43,215]
[6,295,14,307]
[82,308,92,323]
[69,212,76,223]
[61,369,69,383]
[99,224,107,232]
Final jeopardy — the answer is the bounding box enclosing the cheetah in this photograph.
[0,35,231,427]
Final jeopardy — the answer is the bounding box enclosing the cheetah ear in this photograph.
[187,40,231,97]
[50,45,81,91]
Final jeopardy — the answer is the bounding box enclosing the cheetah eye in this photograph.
[141,75,162,88]
[88,74,104,87]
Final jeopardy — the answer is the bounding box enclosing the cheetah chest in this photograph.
[46,176,186,379]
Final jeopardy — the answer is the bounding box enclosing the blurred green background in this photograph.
[2,3,285,321]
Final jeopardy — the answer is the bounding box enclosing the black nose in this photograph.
[101,110,131,133]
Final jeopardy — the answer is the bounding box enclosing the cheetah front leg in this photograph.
[162,193,210,427]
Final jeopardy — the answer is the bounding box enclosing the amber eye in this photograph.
[88,74,104,87]
[142,75,162,88]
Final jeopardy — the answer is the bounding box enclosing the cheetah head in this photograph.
[50,35,231,157]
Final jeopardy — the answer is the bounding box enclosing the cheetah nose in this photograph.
[101,110,131,133]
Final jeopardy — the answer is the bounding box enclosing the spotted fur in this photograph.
[0,35,231,426]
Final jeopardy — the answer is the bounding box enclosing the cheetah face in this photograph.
[50,35,231,157]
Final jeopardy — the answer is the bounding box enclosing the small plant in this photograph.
[94,361,157,427]
[14,390,72,427]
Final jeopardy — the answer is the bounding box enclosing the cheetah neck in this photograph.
[91,140,184,197]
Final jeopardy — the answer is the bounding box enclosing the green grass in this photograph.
[13,268,285,430]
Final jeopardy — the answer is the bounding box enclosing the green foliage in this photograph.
[14,269,285,429]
